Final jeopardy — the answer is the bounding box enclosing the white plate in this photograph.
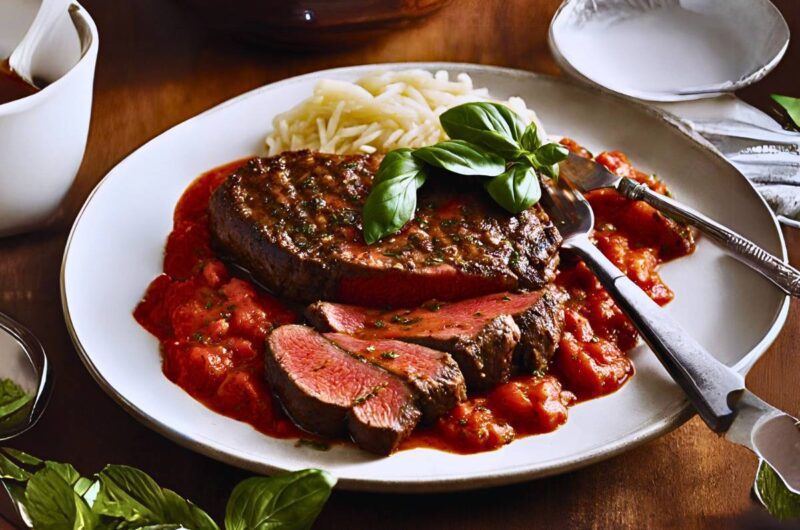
[61,63,789,492]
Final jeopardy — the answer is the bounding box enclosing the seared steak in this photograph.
[511,285,569,372]
[209,151,562,308]
[306,298,521,390]
[324,333,467,420]
[265,325,420,454]
[306,286,567,385]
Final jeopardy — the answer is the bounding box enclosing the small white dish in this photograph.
[0,1,98,236]
[61,63,789,492]
[549,0,790,102]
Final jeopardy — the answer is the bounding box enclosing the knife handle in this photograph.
[566,234,746,432]
[618,177,800,297]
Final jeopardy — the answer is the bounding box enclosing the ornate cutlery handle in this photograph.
[566,235,746,432]
[618,177,800,297]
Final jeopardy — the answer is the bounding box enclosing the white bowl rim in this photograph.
[60,62,791,491]
[0,2,99,115]
[548,0,791,102]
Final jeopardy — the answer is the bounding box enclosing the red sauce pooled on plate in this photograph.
[134,141,695,454]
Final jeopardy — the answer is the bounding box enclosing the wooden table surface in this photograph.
[2,1,799,528]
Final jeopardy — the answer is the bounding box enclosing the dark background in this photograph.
[1,1,799,528]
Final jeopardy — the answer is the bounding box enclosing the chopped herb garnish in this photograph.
[191,332,205,343]
[294,439,331,451]
[365,345,376,352]
[423,301,443,312]
[390,315,422,325]
[353,383,387,405]
[381,351,399,360]
[502,295,512,301]
[373,320,385,328]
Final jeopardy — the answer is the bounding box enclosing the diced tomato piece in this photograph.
[164,343,233,395]
[434,399,515,452]
[556,331,632,398]
[215,369,265,421]
[488,376,574,434]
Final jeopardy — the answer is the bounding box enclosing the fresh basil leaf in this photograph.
[24,467,99,530]
[224,469,336,530]
[412,140,505,176]
[45,461,83,488]
[3,480,26,508]
[0,451,30,481]
[531,143,569,166]
[520,122,542,152]
[485,163,541,214]
[362,150,426,245]
[371,148,424,187]
[440,102,526,157]
[73,477,94,498]
[92,464,219,530]
[0,378,32,421]
[755,460,800,520]
[2,447,43,466]
[771,94,800,128]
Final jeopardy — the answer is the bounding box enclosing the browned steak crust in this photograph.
[209,150,561,307]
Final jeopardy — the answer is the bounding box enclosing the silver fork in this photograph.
[540,177,800,492]
[559,152,800,297]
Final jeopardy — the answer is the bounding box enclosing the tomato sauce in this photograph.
[134,141,695,455]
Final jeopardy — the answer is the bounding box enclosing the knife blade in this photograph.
[726,390,800,494]
[558,152,800,297]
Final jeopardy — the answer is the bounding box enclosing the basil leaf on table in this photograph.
[413,140,506,176]
[225,469,336,530]
[0,450,30,481]
[24,467,99,530]
[771,94,800,128]
[92,464,219,530]
[440,102,526,157]
[485,163,541,214]
[3,447,42,466]
[755,460,800,521]
[362,149,427,245]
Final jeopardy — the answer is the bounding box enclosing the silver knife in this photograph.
[559,152,800,297]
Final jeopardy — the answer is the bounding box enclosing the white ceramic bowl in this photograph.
[0,1,98,236]
[549,0,790,102]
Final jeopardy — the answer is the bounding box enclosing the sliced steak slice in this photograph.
[324,333,467,420]
[511,285,569,373]
[306,286,568,383]
[265,325,420,454]
[209,150,562,308]
[306,299,521,390]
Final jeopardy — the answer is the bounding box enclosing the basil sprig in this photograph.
[0,447,336,530]
[362,102,568,244]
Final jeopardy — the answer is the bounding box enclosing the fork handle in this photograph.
[565,234,746,432]
[618,177,800,297]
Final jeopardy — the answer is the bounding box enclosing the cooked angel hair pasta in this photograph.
[265,69,545,156]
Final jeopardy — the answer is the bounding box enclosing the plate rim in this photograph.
[60,62,791,492]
